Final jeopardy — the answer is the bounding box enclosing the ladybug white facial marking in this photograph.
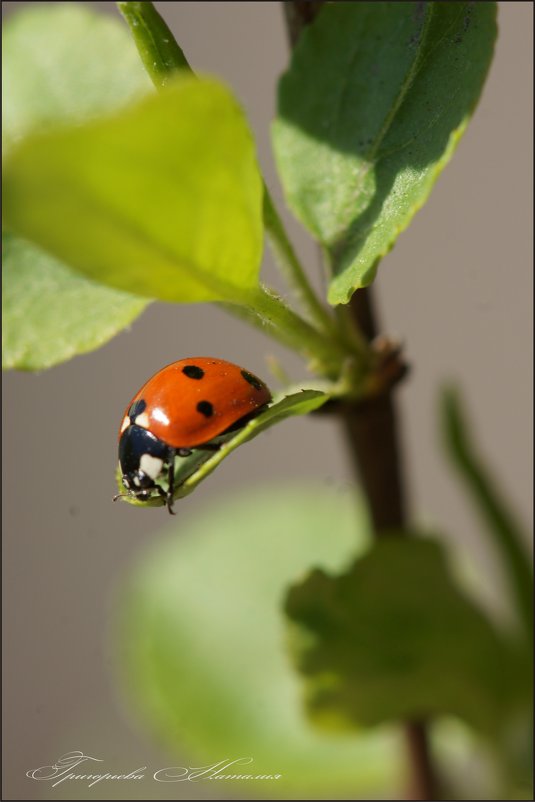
[120,416,130,433]
[139,454,164,481]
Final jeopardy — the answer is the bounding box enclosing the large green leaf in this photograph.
[2,234,147,371]
[3,74,264,304]
[116,387,332,509]
[2,4,151,369]
[285,536,527,737]
[116,484,406,798]
[272,2,497,304]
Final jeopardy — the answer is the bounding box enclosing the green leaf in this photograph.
[2,234,147,371]
[116,387,332,508]
[285,536,527,737]
[3,74,264,304]
[116,483,407,798]
[440,387,533,639]
[2,4,152,369]
[272,2,497,304]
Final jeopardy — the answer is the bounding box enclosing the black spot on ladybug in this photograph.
[197,400,214,418]
[129,398,146,421]
[182,365,205,380]
[241,370,263,391]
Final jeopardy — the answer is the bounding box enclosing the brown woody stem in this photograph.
[282,3,440,798]
[343,289,439,801]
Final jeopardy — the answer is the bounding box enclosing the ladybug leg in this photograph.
[177,448,192,457]
[165,448,177,515]
[152,484,167,501]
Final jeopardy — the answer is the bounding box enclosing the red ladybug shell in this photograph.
[119,358,272,449]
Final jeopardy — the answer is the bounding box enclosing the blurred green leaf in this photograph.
[272,2,497,304]
[3,74,264,304]
[2,3,151,147]
[116,483,408,798]
[285,536,526,737]
[441,387,533,639]
[2,3,151,369]
[116,387,332,508]
[2,234,147,371]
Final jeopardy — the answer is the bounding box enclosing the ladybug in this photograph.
[115,357,272,514]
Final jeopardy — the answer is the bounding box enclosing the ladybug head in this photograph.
[118,424,170,499]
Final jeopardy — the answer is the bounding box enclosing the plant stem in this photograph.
[262,188,337,336]
[282,3,440,799]
[342,289,440,801]
[240,284,349,379]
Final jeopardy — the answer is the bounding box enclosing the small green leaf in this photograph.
[116,483,407,798]
[272,2,497,304]
[441,387,533,639]
[116,387,332,508]
[174,388,331,497]
[2,4,152,369]
[117,1,192,87]
[3,75,264,304]
[2,234,147,371]
[285,536,526,736]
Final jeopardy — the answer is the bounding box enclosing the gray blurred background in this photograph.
[2,2,532,799]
